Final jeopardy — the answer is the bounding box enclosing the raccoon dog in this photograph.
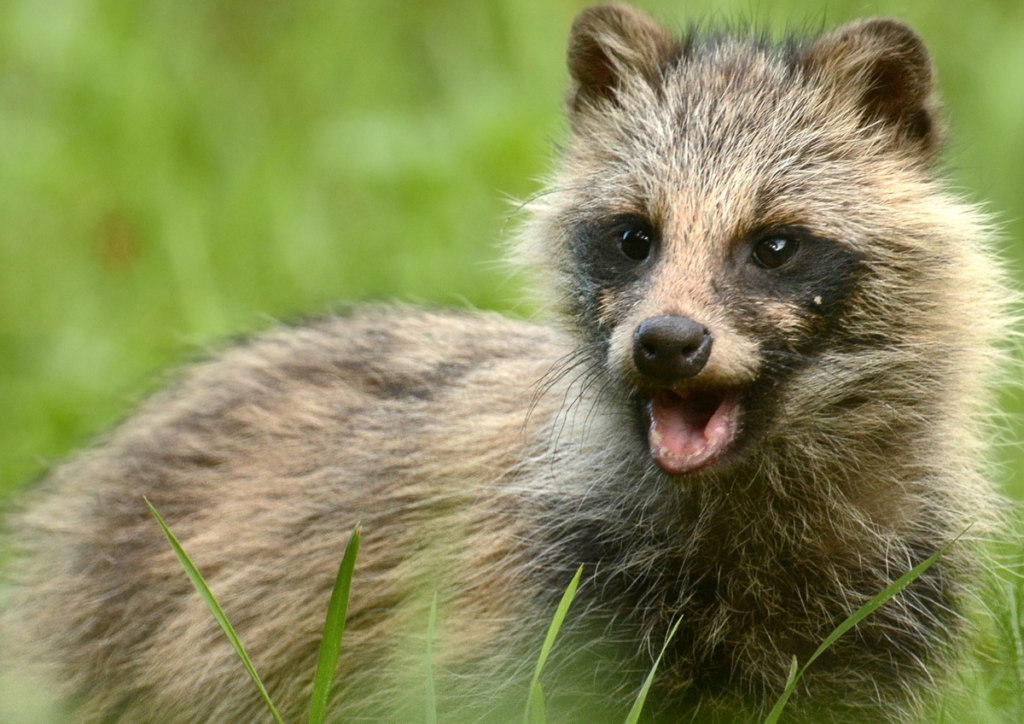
[0,4,1009,723]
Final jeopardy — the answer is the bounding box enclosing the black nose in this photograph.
[632,315,712,383]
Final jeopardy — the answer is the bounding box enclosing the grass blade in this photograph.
[529,683,546,724]
[782,656,798,692]
[425,593,438,724]
[523,565,583,724]
[762,530,967,724]
[146,498,286,724]
[307,526,361,724]
[623,617,683,724]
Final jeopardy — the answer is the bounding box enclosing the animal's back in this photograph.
[1,309,573,723]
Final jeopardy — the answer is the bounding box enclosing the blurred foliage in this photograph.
[0,0,1022,501]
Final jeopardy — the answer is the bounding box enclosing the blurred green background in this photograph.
[0,0,1022,503]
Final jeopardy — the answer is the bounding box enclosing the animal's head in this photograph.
[522,4,1001,483]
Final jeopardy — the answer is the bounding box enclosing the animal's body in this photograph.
[0,5,1009,723]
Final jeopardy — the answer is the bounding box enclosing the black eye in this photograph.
[752,236,798,269]
[620,225,653,261]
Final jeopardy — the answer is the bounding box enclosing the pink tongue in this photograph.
[648,390,732,475]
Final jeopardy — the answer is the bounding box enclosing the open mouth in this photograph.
[645,388,740,475]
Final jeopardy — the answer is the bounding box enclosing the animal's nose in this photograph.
[632,315,713,383]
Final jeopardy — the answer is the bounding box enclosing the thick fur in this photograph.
[0,5,1010,723]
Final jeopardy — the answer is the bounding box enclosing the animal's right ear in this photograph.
[802,19,942,158]
[566,4,679,129]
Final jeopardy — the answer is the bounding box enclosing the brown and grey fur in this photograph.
[0,5,1010,723]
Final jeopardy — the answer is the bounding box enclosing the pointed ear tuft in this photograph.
[566,4,679,126]
[804,18,941,158]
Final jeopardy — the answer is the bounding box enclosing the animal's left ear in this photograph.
[803,18,941,159]
[566,4,680,130]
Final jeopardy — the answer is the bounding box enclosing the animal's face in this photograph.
[524,5,988,479]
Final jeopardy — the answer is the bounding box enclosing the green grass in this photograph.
[146,505,951,724]
[523,565,582,724]
[1,0,1023,722]
[147,501,361,724]
[148,499,291,724]
[762,531,968,724]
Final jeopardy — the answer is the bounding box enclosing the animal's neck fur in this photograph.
[519,366,969,714]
